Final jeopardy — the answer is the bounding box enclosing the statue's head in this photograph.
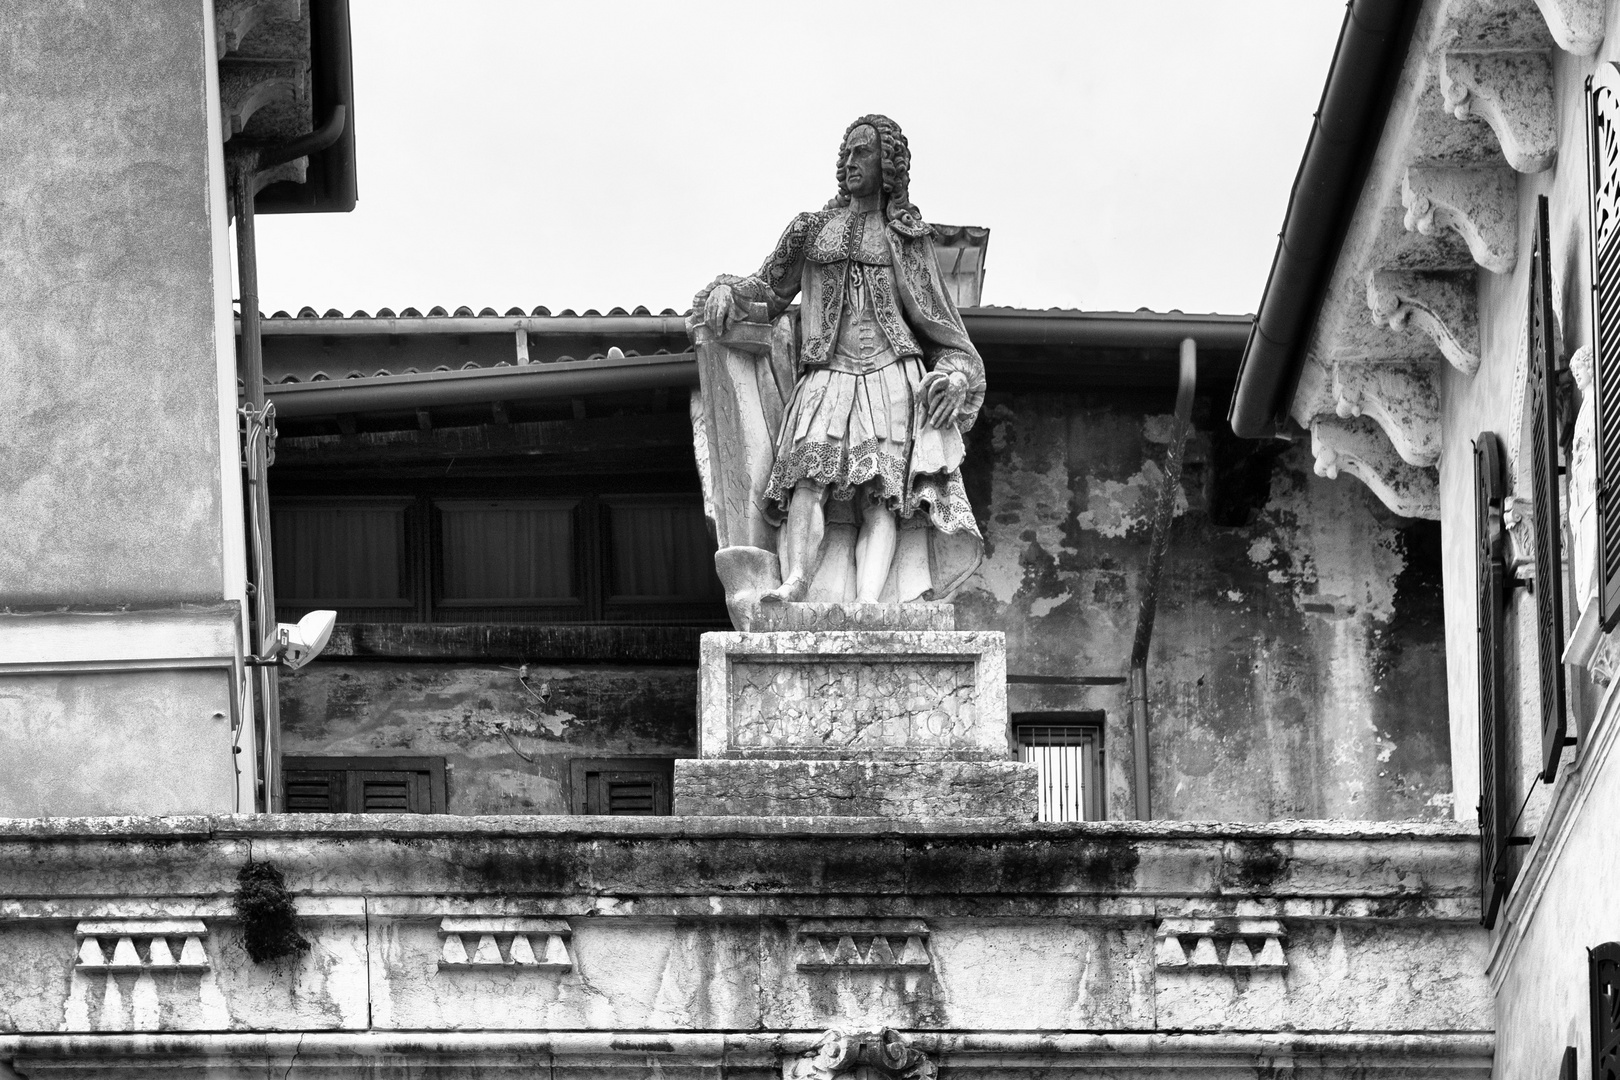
[832,114,922,230]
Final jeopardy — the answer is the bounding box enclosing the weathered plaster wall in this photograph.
[0,0,225,605]
[279,664,697,814]
[957,389,1452,822]
[282,388,1449,823]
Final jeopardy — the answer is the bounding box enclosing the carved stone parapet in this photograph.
[437,917,571,971]
[786,1030,937,1080]
[213,0,300,59]
[1366,269,1480,376]
[1331,358,1442,466]
[1311,416,1441,519]
[1401,167,1518,274]
[1531,0,1605,55]
[1155,918,1287,971]
[218,56,306,142]
[795,919,931,971]
[1440,50,1556,173]
[75,920,209,972]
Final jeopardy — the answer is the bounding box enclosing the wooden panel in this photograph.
[282,755,446,814]
[283,769,343,812]
[1529,193,1569,782]
[1475,432,1515,929]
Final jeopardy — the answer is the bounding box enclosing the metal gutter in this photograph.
[268,353,698,417]
[256,0,357,214]
[256,309,1252,346]
[1227,0,1419,438]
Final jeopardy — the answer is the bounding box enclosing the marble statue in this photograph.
[689,114,984,622]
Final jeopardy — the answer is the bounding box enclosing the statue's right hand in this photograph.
[703,284,736,334]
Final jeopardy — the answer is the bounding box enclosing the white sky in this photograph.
[252,1,1346,318]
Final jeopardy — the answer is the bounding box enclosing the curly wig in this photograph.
[830,114,923,230]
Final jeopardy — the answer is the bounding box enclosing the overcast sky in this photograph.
[251,1,1346,318]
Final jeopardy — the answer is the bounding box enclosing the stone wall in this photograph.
[958,389,1451,821]
[0,816,1490,1080]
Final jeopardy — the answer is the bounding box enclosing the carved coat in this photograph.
[723,204,986,601]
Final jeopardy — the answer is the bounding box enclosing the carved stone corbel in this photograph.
[1365,270,1480,376]
[786,1030,936,1080]
[218,57,307,142]
[1311,416,1441,519]
[1330,358,1442,466]
[1401,167,1518,274]
[1440,51,1556,173]
[214,0,301,60]
[1531,0,1605,56]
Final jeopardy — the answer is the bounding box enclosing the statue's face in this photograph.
[840,125,882,198]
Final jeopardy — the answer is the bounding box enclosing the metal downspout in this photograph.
[1129,338,1197,819]
[230,107,349,811]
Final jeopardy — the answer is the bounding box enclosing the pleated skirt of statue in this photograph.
[763,357,923,516]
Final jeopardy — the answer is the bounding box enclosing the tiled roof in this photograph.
[265,305,685,320]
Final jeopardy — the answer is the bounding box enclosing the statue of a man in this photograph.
[695,114,985,606]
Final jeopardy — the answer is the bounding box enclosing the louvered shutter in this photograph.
[572,758,673,815]
[283,769,344,812]
[1592,942,1620,1080]
[1476,432,1516,929]
[1587,65,1620,629]
[1529,194,1570,782]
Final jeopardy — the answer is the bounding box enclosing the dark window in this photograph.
[1592,942,1620,1080]
[1587,64,1620,629]
[271,499,413,609]
[1475,431,1516,929]
[282,755,447,813]
[271,489,726,627]
[1014,713,1104,822]
[439,499,578,604]
[570,757,673,815]
[1529,193,1570,782]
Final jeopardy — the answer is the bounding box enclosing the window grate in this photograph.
[1587,66,1620,630]
[1014,715,1103,822]
[1529,193,1570,782]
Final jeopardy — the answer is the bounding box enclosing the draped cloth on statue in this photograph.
[689,206,984,615]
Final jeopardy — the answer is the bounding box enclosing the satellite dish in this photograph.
[275,610,336,671]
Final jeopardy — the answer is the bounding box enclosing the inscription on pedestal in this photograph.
[698,630,1008,761]
[731,659,979,754]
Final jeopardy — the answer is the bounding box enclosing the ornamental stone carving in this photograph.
[1155,918,1287,971]
[1440,50,1556,173]
[1531,0,1605,55]
[75,920,210,973]
[1401,167,1518,274]
[785,1030,936,1080]
[1331,358,1442,467]
[1366,269,1480,376]
[218,57,306,143]
[213,0,300,60]
[437,917,571,971]
[1311,416,1441,520]
[795,919,932,971]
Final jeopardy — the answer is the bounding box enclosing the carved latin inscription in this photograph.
[729,658,979,755]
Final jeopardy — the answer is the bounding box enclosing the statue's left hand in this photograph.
[922,370,970,429]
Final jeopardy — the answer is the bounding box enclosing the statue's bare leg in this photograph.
[763,481,826,603]
[854,500,898,602]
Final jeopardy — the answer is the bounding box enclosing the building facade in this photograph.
[0,1,1514,1078]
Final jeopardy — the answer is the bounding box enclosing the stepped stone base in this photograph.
[673,758,1037,819]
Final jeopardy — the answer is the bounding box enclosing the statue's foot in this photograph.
[760,575,809,604]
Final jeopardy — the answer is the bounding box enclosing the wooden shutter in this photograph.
[1475,432,1516,929]
[282,756,446,813]
[570,758,673,815]
[1587,65,1620,629]
[1593,942,1620,1080]
[1529,194,1570,782]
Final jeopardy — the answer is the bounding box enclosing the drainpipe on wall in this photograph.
[229,107,348,811]
[1129,338,1197,820]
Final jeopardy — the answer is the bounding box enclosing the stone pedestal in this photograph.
[674,605,1036,820]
